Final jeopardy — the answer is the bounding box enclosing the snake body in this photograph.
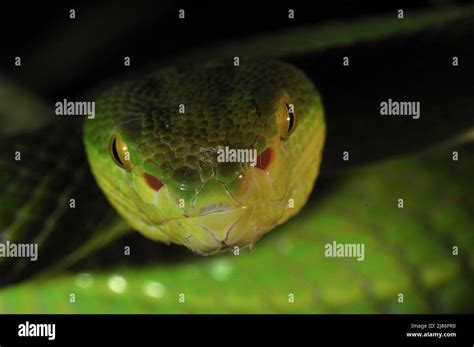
[0,6,474,313]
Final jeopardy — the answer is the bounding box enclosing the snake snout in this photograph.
[183,178,242,218]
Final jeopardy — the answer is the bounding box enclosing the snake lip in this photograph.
[198,203,232,215]
[182,206,245,219]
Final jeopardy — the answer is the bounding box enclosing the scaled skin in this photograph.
[84,59,325,254]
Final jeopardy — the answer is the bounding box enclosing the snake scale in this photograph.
[0,5,473,313]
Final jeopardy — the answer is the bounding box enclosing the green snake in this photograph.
[0,5,473,313]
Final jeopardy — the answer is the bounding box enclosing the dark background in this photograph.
[0,0,468,100]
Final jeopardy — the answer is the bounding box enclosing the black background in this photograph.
[0,314,473,345]
[0,0,468,99]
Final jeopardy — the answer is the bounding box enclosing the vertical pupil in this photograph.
[286,104,294,132]
[112,137,124,166]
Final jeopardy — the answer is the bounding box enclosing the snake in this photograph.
[0,5,473,313]
[83,59,324,255]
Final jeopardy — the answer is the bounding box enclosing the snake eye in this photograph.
[109,134,131,171]
[278,102,297,139]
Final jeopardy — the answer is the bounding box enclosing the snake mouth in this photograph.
[197,203,234,216]
[182,204,237,218]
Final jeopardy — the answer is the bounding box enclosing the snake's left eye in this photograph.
[109,134,131,171]
[278,102,297,139]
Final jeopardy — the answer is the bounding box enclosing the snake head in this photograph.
[84,59,325,255]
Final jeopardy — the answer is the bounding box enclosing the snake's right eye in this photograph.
[109,134,131,171]
[276,96,297,140]
[281,103,297,138]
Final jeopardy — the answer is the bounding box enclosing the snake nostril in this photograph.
[144,173,164,191]
[256,147,274,171]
